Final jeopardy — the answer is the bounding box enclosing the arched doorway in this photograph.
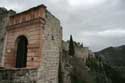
[16,36,28,68]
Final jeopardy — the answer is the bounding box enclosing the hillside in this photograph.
[95,45,125,78]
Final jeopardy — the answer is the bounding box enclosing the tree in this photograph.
[68,35,75,56]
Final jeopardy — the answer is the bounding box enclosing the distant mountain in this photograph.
[95,45,125,78]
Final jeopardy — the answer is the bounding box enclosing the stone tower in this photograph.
[0,4,62,83]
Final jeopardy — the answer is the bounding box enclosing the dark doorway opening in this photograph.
[16,36,28,68]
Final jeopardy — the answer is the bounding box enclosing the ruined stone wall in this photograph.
[0,8,9,63]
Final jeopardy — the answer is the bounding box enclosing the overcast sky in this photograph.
[0,0,125,51]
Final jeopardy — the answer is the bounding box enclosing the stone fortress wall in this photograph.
[0,5,62,83]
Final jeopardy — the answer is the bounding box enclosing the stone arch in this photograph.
[16,35,28,68]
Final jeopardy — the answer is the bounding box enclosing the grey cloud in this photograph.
[0,0,125,51]
[80,29,125,51]
[0,0,42,11]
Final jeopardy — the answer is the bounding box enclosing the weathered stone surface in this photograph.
[0,68,38,83]
[0,8,9,63]
[0,8,16,63]
[37,10,62,83]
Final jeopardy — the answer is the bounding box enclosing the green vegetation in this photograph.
[86,55,125,83]
[103,63,125,83]
[86,56,109,83]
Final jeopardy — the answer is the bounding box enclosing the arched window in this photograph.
[16,36,28,68]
